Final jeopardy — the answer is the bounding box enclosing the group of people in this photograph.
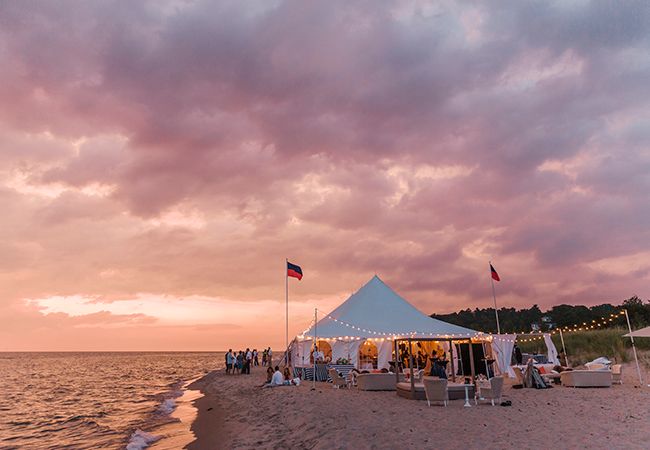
[262,365,301,387]
[225,347,273,374]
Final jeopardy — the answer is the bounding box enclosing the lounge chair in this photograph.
[422,377,448,407]
[475,376,504,406]
[611,364,622,384]
[328,368,348,389]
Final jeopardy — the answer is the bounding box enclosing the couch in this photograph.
[560,370,612,388]
[357,373,404,391]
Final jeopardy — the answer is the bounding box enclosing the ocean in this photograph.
[0,352,224,449]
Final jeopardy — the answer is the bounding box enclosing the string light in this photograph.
[297,309,626,343]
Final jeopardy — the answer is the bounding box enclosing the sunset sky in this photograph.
[1,1,649,351]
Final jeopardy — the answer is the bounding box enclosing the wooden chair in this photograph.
[611,364,623,384]
[475,376,504,406]
[422,377,448,407]
[328,368,348,389]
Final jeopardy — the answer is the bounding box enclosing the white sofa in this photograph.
[357,373,404,390]
[560,370,612,388]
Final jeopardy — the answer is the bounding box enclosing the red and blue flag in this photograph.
[490,263,500,282]
[287,261,303,280]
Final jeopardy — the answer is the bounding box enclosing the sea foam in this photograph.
[126,429,161,450]
[158,398,177,415]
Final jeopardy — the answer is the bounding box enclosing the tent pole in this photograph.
[468,339,476,387]
[408,338,414,398]
[624,309,643,386]
[559,328,569,367]
[449,339,456,382]
[394,339,399,386]
[312,308,317,390]
[284,258,289,367]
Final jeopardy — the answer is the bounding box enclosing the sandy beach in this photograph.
[186,363,650,450]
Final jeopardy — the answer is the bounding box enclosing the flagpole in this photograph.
[490,261,501,334]
[285,258,289,366]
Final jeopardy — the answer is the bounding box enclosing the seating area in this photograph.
[560,370,613,388]
[475,376,504,406]
[395,378,477,402]
[356,373,404,391]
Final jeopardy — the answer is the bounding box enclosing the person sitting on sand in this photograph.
[283,366,292,381]
[263,366,284,388]
[259,366,275,387]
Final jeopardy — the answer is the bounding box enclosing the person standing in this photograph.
[225,349,233,374]
[262,349,268,367]
[267,347,273,366]
[236,351,243,374]
[245,348,252,374]
[253,349,259,366]
[514,344,523,365]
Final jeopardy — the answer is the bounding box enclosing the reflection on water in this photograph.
[0,352,222,449]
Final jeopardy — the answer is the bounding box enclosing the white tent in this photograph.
[292,275,478,369]
[490,333,560,378]
[624,326,650,338]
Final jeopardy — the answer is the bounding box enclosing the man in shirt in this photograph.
[225,349,233,374]
[245,348,252,374]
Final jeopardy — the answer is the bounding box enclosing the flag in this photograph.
[490,263,500,282]
[287,261,303,280]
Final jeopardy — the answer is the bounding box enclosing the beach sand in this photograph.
[187,363,650,449]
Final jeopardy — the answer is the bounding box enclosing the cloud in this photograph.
[0,0,648,349]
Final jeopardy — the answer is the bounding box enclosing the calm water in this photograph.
[0,352,223,449]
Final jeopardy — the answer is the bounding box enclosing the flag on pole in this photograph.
[287,261,303,280]
[490,263,500,282]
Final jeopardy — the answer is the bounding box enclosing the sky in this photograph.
[1,0,649,351]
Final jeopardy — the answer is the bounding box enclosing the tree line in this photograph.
[430,295,650,333]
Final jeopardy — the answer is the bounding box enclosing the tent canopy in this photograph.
[624,326,650,338]
[301,275,477,339]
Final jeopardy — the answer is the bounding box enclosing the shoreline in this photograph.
[186,371,227,450]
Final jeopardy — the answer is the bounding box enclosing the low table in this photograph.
[396,381,475,401]
[447,383,475,400]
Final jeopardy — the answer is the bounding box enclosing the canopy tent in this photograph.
[491,333,560,378]
[292,275,478,369]
[623,326,647,386]
[624,326,650,338]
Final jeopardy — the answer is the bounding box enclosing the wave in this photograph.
[126,429,161,450]
[157,398,177,415]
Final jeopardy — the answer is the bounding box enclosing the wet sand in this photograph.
[187,363,650,449]
[186,372,227,450]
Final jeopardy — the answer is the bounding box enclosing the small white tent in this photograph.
[292,275,478,369]
[624,326,650,338]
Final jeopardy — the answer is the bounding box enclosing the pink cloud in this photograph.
[0,0,648,349]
